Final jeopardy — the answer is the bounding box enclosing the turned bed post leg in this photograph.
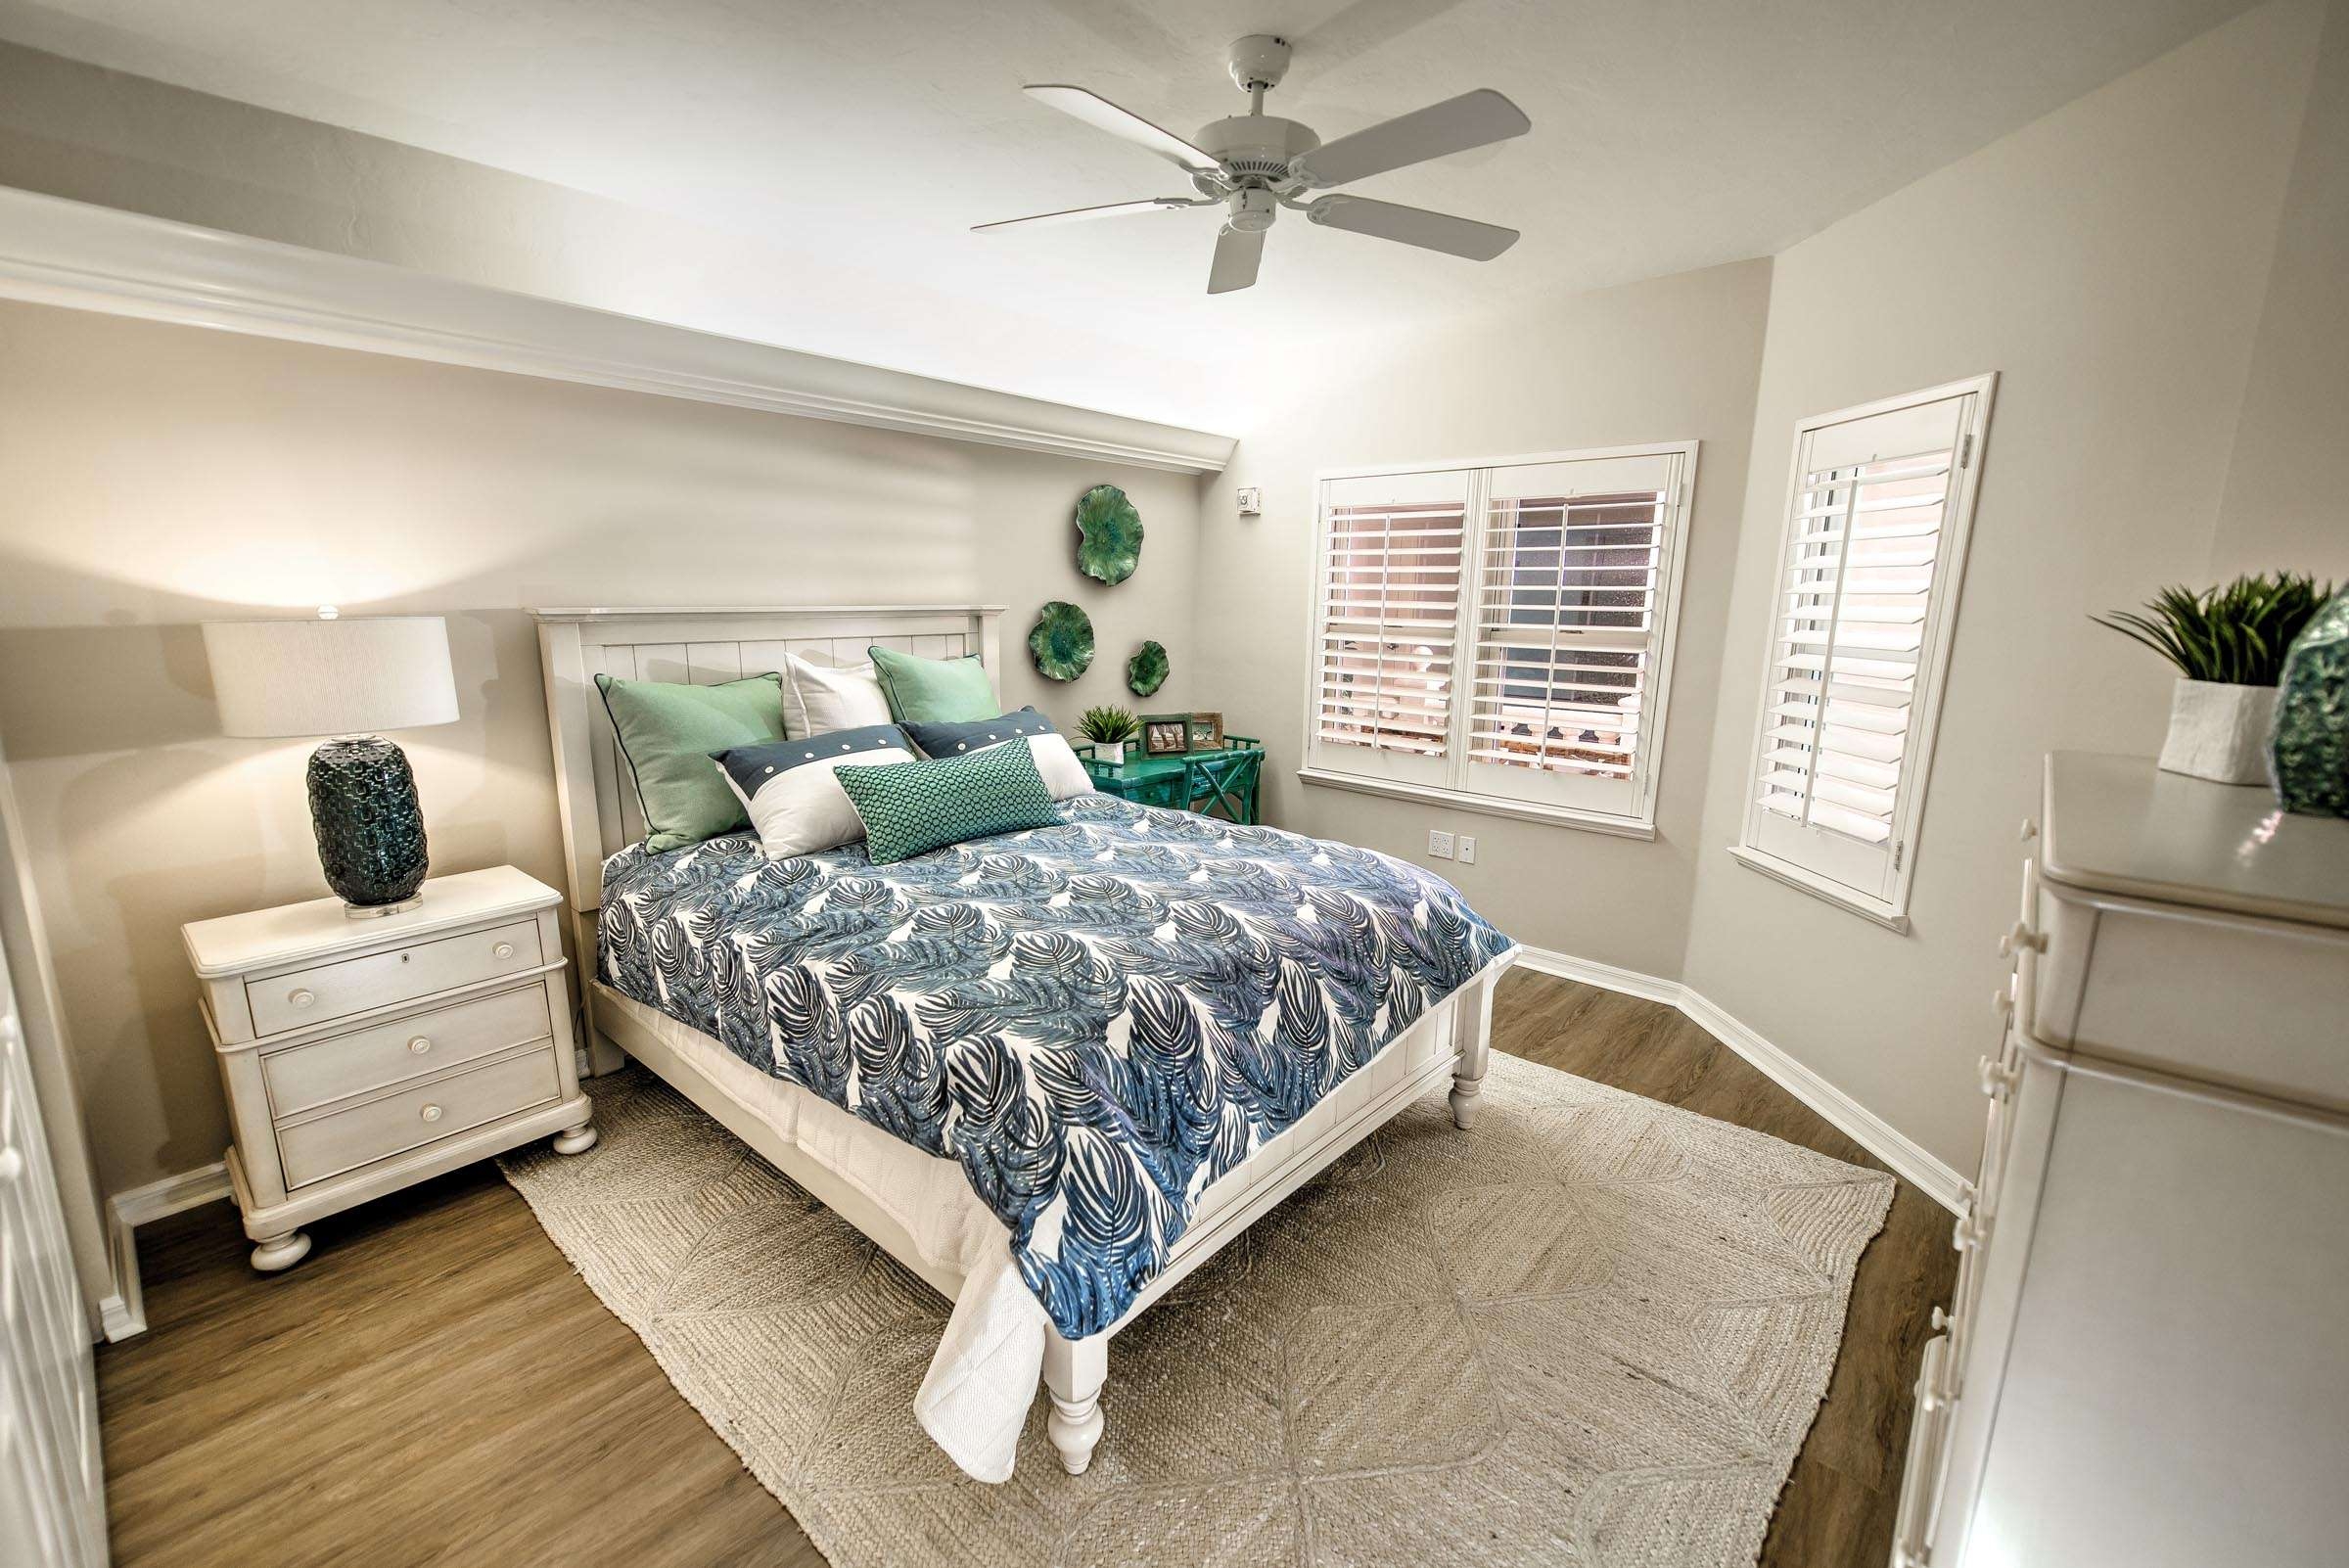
[1450,969,1497,1130]
[1042,1329,1108,1476]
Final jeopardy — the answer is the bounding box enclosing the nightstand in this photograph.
[181,866,594,1271]
[1082,737,1265,823]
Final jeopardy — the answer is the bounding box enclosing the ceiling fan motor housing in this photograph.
[1191,115,1320,195]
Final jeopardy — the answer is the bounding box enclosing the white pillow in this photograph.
[780,652,894,738]
[714,724,915,858]
[898,709,1095,802]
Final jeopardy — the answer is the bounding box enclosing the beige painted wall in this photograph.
[1679,0,2328,1173]
[2212,0,2349,581]
[0,300,1204,1194]
[1193,260,1773,980]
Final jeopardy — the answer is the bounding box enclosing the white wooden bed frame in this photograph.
[533,605,1503,1475]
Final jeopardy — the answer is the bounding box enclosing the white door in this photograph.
[0,934,106,1568]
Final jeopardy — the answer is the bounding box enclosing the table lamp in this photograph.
[203,609,459,917]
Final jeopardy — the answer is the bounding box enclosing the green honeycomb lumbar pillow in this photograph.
[832,736,1061,864]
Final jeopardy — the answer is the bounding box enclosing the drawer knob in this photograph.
[1997,920,2047,958]
[2019,817,2038,843]
[1978,1054,2015,1100]
[408,1037,432,1055]
[420,1103,444,1124]
[493,942,516,960]
[288,988,316,1010]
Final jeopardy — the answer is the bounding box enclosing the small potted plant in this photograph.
[2094,573,2331,785]
[1078,705,1138,765]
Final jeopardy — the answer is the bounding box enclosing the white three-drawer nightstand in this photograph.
[181,866,595,1271]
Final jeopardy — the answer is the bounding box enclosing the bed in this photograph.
[534,605,1516,1481]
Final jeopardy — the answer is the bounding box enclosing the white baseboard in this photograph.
[1513,945,1966,1212]
[99,1161,233,1342]
[1512,946,1685,1007]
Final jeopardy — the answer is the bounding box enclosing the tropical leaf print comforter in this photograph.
[598,794,1514,1338]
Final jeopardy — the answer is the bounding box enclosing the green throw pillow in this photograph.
[595,671,787,853]
[833,739,1060,864]
[867,645,999,723]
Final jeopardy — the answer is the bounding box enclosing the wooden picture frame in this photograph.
[1188,712,1224,751]
[1142,714,1192,756]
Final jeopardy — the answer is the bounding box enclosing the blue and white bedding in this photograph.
[598,794,1514,1340]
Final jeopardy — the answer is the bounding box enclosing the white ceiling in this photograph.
[0,0,2254,427]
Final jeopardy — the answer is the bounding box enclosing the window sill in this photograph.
[1727,844,1911,933]
[1296,767,1657,841]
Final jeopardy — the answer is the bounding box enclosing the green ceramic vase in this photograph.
[2269,591,2349,816]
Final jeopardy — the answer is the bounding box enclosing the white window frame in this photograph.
[1729,373,1998,931]
[1297,439,1700,840]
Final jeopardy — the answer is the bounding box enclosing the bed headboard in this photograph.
[533,605,1005,922]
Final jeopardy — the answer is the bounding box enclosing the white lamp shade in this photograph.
[203,615,459,738]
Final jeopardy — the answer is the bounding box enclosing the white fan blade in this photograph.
[1024,84,1223,176]
[1306,195,1518,259]
[1208,225,1265,294]
[1289,88,1530,188]
[974,198,1201,232]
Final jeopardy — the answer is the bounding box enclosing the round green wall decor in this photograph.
[1075,484,1144,585]
[1126,639,1170,697]
[1028,601,1095,681]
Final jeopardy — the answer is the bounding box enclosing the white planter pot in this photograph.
[1092,741,1127,765]
[2157,679,2277,785]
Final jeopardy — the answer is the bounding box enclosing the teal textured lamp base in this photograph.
[306,736,430,916]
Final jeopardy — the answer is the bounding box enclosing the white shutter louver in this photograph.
[1459,451,1685,816]
[1313,470,1469,781]
[1738,377,1995,921]
[1306,445,1697,830]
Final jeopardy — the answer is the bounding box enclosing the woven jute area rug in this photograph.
[502,1052,1893,1568]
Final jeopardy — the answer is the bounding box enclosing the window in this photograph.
[1303,443,1698,836]
[1731,375,1996,928]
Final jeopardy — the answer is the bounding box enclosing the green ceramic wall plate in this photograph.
[1127,639,1169,697]
[1028,600,1096,681]
[1075,484,1144,585]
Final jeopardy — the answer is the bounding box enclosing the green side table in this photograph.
[1082,737,1265,824]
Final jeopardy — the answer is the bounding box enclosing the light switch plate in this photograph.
[1427,829,1454,860]
[1456,835,1477,864]
[1235,485,1263,515]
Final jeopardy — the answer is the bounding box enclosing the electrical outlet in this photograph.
[1456,835,1477,864]
[1427,828,1454,860]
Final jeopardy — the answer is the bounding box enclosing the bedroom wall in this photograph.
[0,300,1205,1195]
[1192,259,1773,981]
[2210,0,2349,582]
[1678,0,2330,1174]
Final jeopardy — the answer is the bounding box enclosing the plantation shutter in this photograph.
[1461,451,1685,814]
[1743,383,1989,911]
[1310,468,1471,787]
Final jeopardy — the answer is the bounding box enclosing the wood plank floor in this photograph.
[99,970,1958,1567]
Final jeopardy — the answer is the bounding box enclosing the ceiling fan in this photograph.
[975,34,1531,295]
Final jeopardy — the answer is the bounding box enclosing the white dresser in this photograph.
[1893,752,2349,1568]
[182,866,595,1270]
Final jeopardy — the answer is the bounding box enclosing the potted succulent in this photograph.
[1078,705,1138,765]
[2094,573,2332,785]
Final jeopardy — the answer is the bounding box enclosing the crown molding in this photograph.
[0,185,1236,475]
